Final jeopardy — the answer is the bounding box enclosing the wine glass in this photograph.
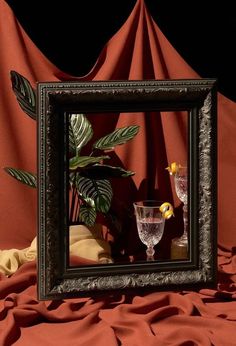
[172,165,188,258]
[133,200,166,261]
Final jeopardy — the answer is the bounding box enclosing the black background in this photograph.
[6,0,236,102]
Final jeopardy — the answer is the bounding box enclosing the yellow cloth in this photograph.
[0,224,113,276]
[0,237,37,276]
[69,224,113,264]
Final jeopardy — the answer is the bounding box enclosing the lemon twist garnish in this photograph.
[165,162,181,175]
[160,202,174,219]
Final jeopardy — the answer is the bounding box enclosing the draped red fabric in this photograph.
[1,0,236,345]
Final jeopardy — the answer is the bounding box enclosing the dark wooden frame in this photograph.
[37,79,217,300]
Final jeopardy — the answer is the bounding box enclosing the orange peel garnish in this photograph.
[160,202,174,219]
[165,162,181,175]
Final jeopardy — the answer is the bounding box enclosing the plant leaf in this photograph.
[10,71,36,120]
[76,176,112,213]
[80,164,135,179]
[79,204,97,226]
[69,114,93,155]
[4,167,37,188]
[69,155,110,171]
[93,125,140,150]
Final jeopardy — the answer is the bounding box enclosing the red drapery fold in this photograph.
[1,0,236,344]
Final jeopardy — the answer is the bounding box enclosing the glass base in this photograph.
[171,235,188,260]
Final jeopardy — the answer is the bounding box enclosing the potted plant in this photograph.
[4,71,140,262]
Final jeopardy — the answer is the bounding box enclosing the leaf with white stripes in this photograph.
[4,167,37,188]
[69,114,93,156]
[10,71,36,120]
[93,125,140,150]
[76,176,112,213]
[69,155,110,171]
[79,204,97,226]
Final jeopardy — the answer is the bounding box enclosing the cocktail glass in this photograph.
[133,200,166,261]
[172,165,188,257]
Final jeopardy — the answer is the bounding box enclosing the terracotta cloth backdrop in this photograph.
[1,0,236,345]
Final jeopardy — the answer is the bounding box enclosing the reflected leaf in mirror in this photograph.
[68,113,140,226]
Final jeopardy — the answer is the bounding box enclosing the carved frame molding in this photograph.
[37,79,217,300]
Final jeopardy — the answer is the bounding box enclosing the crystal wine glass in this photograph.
[172,165,188,257]
[133,200,166,261]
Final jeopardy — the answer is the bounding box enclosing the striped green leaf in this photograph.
[69,114,93,156]
[82,196,95,208]
[69,155,110,170]
[93,125,140,150]
[76,176,112,213]
[4,167,37,188]
[79,204,97,226]
[80,164,135,179]
[10,71,36,120]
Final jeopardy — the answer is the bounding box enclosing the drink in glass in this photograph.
[134,200,166,261]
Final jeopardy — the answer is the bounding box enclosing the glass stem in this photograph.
[146,246,155,261]
[182,202,188,241]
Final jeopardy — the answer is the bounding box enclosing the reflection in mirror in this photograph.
[68,111,188,267]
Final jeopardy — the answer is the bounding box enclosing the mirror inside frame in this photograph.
[68,111,189,267]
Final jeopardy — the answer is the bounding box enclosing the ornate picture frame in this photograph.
[37,79,217,300]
